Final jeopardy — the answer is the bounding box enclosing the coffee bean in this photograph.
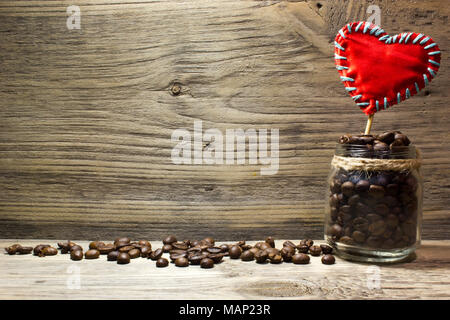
[254,250,268,264]
[219,244,229,252]
[5,244,21,255]
[114,237,131,246]
[146,248,162,261]
[138,240,151,248]
[386,214,399,228]
[369,185,385,198]
[269,254,283,264]
[107,251,119,261]
[209,253,224,264]
[175,257,189,267]
[377,131,395,144]
[98,244,115,255]
[161,244,172,253]
[128,248,140,259]
[280,247,294,262]
[71,250,84,261]
[394,133,410,146]
[264,236,275,248]
[355,180,370,193]
[163,235,177,245]
[188,253,204,265]
[366,236,382,248]
[309,245,322,256]
[348,194,360,206]
[229,245,242,259]
[352,231,366,243]
[322,254,336,265]
[240,250,254,261]
[328,224,343,238]
[282,240,296,248]
[156,258,169,267]
[85,249,100,259]
[375,203,389,216]
[292,253,310,264]
[117,252,130,264]
[341,181,355,197]
[369,220,387,236]
[299,239,314,247]
[18,246,33,255]
[42,247,58,256]
[140,246,151,258]
[200,258,214,269]
[297,244,309,254]
[89,241,105,250]
[340,236,355,245]
[70,245,83,252]
[203,237,215,245]
[170,252,188,262]
[33,244,50,256]
[118,245,135,253]
[172,242,189,250]
[320,244,333,254]
[206,247,222,254]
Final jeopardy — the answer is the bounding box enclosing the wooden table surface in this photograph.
[1,239,449,300]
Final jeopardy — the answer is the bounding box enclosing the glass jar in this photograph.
[324,143,422,263]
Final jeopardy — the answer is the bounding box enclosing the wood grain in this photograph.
[0,0,449,240]
[0,239,449,300]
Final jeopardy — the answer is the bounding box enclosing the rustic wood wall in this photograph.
[0,0,448,240]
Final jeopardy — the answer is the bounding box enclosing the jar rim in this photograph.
[335,143,417,159]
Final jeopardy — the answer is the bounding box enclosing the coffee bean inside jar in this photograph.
[325,131,422,263]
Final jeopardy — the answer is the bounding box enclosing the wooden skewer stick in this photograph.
[364,114,374,135]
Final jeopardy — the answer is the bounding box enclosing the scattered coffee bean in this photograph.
[128,248,141,259]
[163,235,177,245]
[71,250,83,261]
[114,237,131,246]
[322,254,336,265]
[85,249,100,259]
[107,251,119,261]
[18,246,33,255]
[149,248,163,261]
[292,253,310,264]
[117,252,130,264]
[240,250,254,261]
[265,236,275,248]
[229,245,242,259]
[140,246,151,258]
[320,244,333,254]
[297,244,309,254]
[299,239,314,247]
[89,241,105,250]
[70,245,83,253]
[269,254,282,264]
[175,257,189,267]
[208,253,224,264]
[156,258,169,268]
[309,245,322,256]
[254,250,268,264]
[200,258,214,269]
[203,237,215,245]
[280,247,294,262]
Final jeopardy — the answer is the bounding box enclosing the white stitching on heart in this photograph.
[335,21,441,114]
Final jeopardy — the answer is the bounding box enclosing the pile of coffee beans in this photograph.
[327,131,419,250]
[339,130,411,159]
[4,237,336,267]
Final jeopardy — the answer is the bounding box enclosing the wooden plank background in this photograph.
[0,0,448,240]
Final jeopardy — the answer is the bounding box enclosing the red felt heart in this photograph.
[335,21,441,115]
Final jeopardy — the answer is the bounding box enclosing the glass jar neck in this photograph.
[335,144,416,159]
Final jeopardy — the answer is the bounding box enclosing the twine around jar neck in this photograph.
[331,148,422,172]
